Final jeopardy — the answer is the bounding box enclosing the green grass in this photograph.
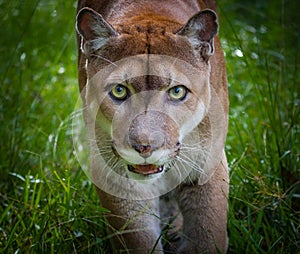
[0,0,299,253]
[219,0,300,252]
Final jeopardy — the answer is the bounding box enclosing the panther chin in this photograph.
[127,164,165,180]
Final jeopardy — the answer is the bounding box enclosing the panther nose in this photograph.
[132,144,157,158]
[134,144,151,154]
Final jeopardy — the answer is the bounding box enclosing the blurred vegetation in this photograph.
[219,0,300,252]
[0,0,299,253]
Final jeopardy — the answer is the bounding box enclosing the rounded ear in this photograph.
[76,7,118,53]
[176,10,218,61]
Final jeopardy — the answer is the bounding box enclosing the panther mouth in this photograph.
[128,164,164,175]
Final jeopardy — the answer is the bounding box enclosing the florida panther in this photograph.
[76,0,229,253]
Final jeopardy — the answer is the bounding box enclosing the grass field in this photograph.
[0,0,299,253]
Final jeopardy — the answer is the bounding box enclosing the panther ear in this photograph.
[76,7,118,53]
[177,10,218,61]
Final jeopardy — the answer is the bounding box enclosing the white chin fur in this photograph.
[127,170,164,181]
[115,147,171,166]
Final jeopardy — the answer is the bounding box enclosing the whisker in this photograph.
[176,154,205,175]
[174,159,194,184]
[90,53,118,67]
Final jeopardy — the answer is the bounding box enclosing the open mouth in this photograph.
[128,164,164,175]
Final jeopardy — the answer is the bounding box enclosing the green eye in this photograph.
[168,86,188,101]
[110,84,128,100]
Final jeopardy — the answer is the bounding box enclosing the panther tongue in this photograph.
[131,164,163,175]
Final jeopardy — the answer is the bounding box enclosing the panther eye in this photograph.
[168,85,188,101]
[110,84,129,101]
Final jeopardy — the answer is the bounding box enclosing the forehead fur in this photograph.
[87,19,204,73]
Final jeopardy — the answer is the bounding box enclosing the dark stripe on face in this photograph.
[146,27,151,91]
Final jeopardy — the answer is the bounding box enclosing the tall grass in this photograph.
[0,1,111,253]
[0,0,299,253]
[219,0,300,252]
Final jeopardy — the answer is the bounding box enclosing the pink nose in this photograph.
[133,144,152,154]
[128,110,179,158]
[131,144,158,158]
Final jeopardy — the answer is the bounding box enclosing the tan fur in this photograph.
[76,0,229,253]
